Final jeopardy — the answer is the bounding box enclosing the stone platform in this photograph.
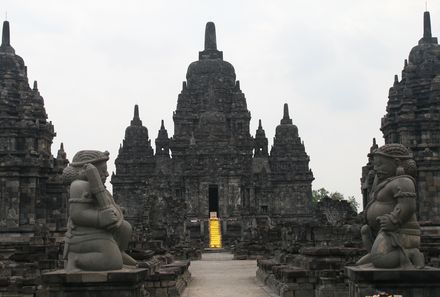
[345,266,440,297]
[144,261,191,297]
[40,260,191,297]
[257,247,364,297]
[41,268,149,297]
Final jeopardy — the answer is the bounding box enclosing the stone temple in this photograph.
[111,22,315,248]
[0,20,69,296]
[362,11,440,224]
[0,21,68,234]
[1,9,440,297]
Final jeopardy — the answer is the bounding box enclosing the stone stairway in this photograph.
[209,218,222,248]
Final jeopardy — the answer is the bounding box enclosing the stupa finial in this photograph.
[284,103,290,119]
[199,21,223,60]
[419,10,438,44]
[205,22,217,51]
[134,105,139,119]
[424,11,432,39]
[131,104,142,126]
[1,21,10,47]
[281,103,293,125]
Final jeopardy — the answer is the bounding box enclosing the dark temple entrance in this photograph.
[208,185,219,217]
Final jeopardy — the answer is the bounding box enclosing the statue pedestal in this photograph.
[41,268,149,297]
[345,266,440,297]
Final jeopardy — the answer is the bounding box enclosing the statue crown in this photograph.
[373,144,412,160]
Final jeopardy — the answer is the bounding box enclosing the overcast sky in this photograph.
[2,0,437,210]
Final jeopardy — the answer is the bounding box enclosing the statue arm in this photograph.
[83,164,111,208]
[83,164,123,226]
[390,177,417,225]
[379,177,416,231]
[69,180,99,227]
[83,165,122,217]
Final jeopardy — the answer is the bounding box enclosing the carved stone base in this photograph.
[345,266,440,297]
[40,268,149,297]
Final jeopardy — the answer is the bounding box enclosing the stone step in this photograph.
[203,248,227,253]
[209,218,222,249]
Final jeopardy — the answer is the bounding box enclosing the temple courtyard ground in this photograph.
[182,252,276,297]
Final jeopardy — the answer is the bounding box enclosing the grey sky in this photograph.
[2,0,435,210]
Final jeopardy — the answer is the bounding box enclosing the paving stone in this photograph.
[182,253,272,297]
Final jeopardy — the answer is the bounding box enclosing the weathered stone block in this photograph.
[293,289,314,297]
[345,266,440,297]
[155,287,168,297]
[40,268,148,297]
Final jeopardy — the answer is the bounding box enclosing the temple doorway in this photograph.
[208,184,222,248]
[208,185,219,218]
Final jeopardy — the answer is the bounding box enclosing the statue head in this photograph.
[63,150,110,184]
[372,144,416,182]
[70,150,109,166]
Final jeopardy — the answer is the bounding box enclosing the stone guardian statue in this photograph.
[356,144,424,268]
[62,150,137,272]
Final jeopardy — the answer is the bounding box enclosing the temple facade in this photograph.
[112,22,314,246]
[0,21,68,233]
[362,11,440,223]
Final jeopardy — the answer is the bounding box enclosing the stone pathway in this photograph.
[182,253,276,297]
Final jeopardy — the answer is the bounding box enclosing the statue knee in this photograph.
[77,252,123,271]
[371,249,401,269]
[74,242,123,271]
[113,220,133,250]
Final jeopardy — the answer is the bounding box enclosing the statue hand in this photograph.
[98,207,120,228]
[82,163,106,196]
[377,215,397,231]
[83,163,99,180]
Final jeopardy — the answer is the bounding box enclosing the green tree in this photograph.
[312,187,359,213]
[329,191,344,201]
[347,196,359,213]
[312,187,329,203]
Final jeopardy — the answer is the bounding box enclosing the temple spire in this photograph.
[424,11,432,39]
[254,119,268,157]
[204,22,217,50]
[155,119,170,156]
[2,21,10,47]
[370,138,379,154]
[56,142,67,160]
[131,104,142,126]
[283,103,289,119]
[199,22,223,60]
[0,20,14,53]
[419,11,438,44]
[280,103,293,125]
